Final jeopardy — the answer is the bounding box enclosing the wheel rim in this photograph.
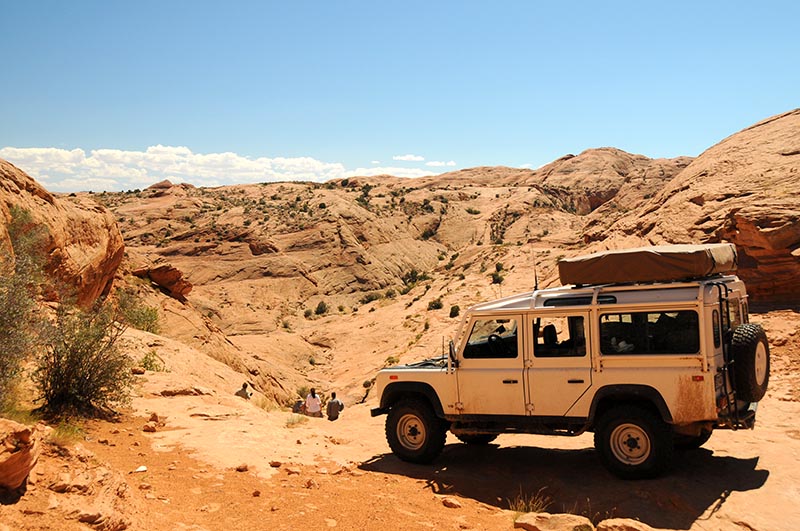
[609,423,651,465]
[397,413,426,451]
[755,341,768,386]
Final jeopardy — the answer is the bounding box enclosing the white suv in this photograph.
[371,244,769,479]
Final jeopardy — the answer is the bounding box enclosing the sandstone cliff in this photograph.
[583,109,800,302]
[0,160,124,306]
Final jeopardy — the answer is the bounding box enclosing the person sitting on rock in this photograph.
[304,388,322,417]
[326,391,345,421]
[234,382,252,400]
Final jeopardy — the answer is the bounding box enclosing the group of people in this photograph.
[303,388,345,421]
[236,382,345,421]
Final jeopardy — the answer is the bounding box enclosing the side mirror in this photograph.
[449,340,458,369]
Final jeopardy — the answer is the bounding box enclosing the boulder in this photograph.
[596,518,658,531]
[514,512,595,531]
[0,159,124,306]
[0,419,41,492]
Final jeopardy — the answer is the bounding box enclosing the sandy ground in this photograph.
[3,309,799,531]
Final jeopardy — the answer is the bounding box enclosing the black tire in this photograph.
[455,433,498,445]
[385,399,447,464]
[731,323,770,402]
[674,428,712,450]
[594,405,674,479]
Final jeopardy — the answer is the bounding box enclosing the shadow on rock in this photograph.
[360,443,769,530]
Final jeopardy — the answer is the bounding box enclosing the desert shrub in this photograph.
[491,272,504,284]
[118,290,160,333]
[360,292,383,305]
[0,207,47,407]
[139,349,166,372]
[466,207,480,215]
[496,262,504,272]
[315,300,328,315]
[449,305,460,318]
[304,308,313,318]
[384,356,400,367]
[427,297,443,311]
[385,289,396,299]
[34,293,136,416]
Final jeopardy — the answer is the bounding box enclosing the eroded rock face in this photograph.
[583,109,800,302]
[0,159,124,306]
[132,264,193,300]
[0,419,42,492]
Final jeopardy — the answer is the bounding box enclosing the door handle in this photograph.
[502,379,518,384]
[567,379,585,384]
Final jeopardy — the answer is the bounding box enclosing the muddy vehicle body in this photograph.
[371,244,769,478]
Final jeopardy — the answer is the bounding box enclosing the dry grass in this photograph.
[507,486,552,520]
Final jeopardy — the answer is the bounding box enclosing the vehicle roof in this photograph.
[468,274,745,313]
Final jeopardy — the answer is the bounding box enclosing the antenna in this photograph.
[532,247,539,291]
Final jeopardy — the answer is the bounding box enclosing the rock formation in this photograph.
[0,419,42,493]
[0,160,124,306]
[584,109,800,302]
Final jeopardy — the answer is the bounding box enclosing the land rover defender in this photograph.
[370,244,769,479]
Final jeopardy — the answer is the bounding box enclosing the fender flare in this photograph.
[379,382,446,418]
[589,384,673,424]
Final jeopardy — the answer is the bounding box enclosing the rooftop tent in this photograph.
[557,243,738,286]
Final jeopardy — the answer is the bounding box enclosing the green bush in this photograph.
[118,289,160,333]
[427,297,443,311]
[315,300,328,315]
[450,305,460,318]
[491,272,505,284]
[34,293,136,416]
[0,207,47,408]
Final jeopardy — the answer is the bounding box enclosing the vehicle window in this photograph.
[712,310,721,348]
[463,318,518,359]
[543,295,616,307]
[533,316,586,357]
[600,310,699,355]
[729,302,742,328]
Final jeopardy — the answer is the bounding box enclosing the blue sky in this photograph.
[1,1,797,192]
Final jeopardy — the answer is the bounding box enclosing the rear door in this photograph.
[525,312,592,416]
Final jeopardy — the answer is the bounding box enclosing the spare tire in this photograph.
[730,323,770,402]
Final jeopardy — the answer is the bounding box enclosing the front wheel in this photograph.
[594,405,673,479]
[385,399,447,464]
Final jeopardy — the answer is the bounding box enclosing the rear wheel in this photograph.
[385,399,447,464]
[731,323,770,402]
[454,433,498,445]
[594,405,673,479]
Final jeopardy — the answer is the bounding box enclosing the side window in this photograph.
[712,310,721,348]
[533,316,586,358]
[600,310,699,355]
[463,318,518,359]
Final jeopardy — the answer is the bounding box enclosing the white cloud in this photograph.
[348,166,436,178]
[370,160,381,164]
[0,145,350,192]
[425,160,457,167]
[392,154,425,162]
